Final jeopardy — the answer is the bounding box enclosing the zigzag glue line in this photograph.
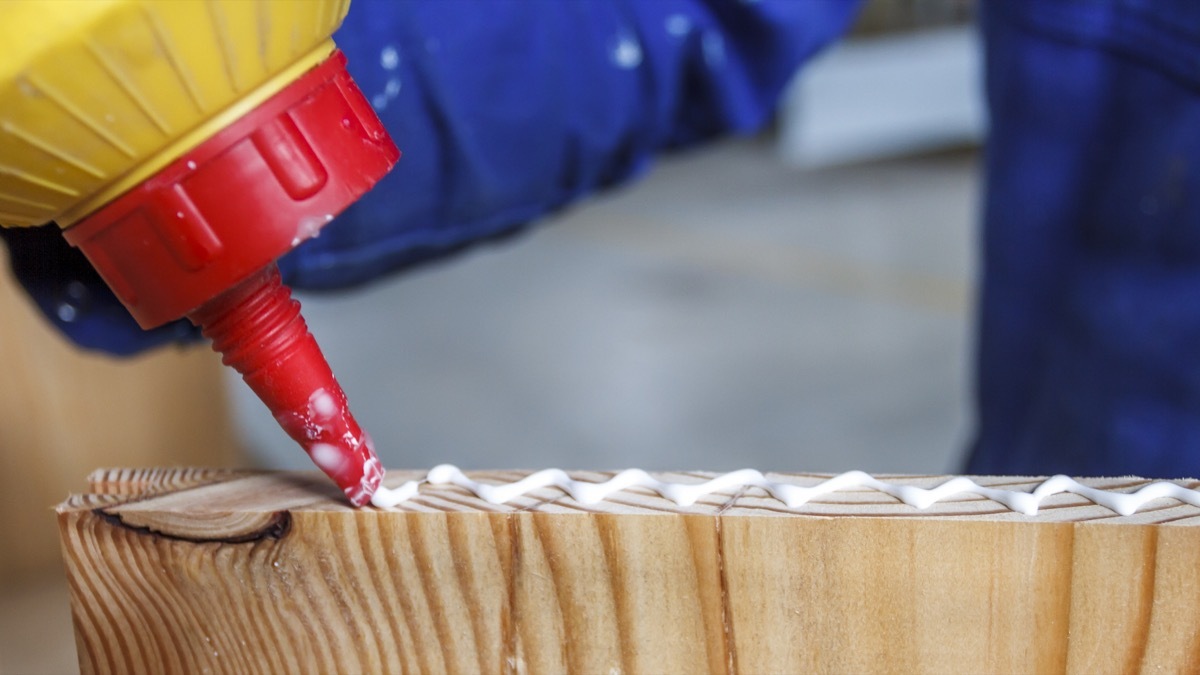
[369,465,1200,516]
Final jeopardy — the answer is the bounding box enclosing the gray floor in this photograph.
[231,138,980,475]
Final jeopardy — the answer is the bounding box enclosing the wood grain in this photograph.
[59,468,1200,674]
[0,250,243,583]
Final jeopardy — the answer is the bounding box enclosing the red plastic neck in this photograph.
[189,265,382,505]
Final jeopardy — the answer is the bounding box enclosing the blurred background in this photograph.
[1,1,978,671]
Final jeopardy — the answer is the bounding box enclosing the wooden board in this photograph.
[58,468,1200,674]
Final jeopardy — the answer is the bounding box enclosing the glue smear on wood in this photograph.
[370,465,1200,516]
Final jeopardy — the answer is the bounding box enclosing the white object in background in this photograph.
[778,27,984,168]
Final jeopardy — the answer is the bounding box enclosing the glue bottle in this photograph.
[0,0,397,505]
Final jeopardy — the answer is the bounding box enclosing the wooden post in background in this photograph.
[59,468,1200,674]
[0,251,243,583]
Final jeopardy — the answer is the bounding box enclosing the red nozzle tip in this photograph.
[275,386,384,507]
[189,265,383,506]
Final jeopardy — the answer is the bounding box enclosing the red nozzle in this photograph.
[189,265,382,505]
[63,51,399,505]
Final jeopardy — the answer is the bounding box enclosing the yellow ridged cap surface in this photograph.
[0,0,350,227]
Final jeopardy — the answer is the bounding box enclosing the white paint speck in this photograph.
[384,79,402,97]
[380,45,400,70]
[310,443,345,472]
[665,14,691,37]
[186,160,197,170]
[372,94,388,110]
[176,211,184,218]
[610,31,643,69]
[56,303,77,322]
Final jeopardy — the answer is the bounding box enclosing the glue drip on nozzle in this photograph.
[188,264,383,505]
